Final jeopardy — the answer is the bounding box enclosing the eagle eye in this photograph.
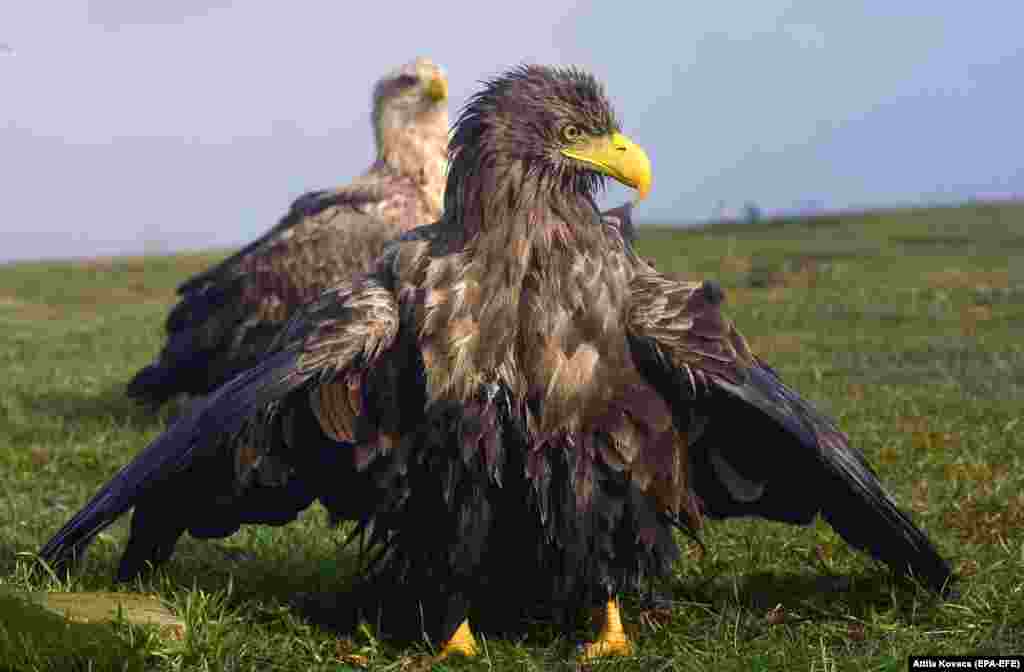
[394,74,419,88]
[561,124,583,142]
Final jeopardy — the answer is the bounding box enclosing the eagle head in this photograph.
[448,65,651,205]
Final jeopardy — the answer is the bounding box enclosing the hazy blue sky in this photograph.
[2,2,1022,261]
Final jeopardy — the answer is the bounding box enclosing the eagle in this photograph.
[125,57,451,407]
[42,65,951,660]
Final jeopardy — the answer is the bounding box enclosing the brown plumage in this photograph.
[600,200,638,246]
[43,65,951,659]
[126,57,450,407]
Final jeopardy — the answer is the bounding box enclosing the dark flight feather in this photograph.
[42,274,399,578]
[706,364,951,589]
[626,274,951,591]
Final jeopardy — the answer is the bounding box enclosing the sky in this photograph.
[2,2,1022,262]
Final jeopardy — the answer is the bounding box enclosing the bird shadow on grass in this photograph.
[19,381,177,435]
[289,584,595,652]
[287,570,950,653]
[673,569,948,623]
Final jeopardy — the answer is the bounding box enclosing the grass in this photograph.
[1,201,1022,670]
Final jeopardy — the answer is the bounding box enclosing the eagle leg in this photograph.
[437,619,479,658]
[580,598,633,660]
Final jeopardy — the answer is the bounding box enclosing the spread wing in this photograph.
[627,271,953,593]
[127,179,425,406]
[41,270,400,578]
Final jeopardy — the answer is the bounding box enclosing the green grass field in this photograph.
[1,202,1022,670]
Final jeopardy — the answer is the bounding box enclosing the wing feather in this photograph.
[627,270,952,593]
[40,272,400,571]
[127,181,421,406]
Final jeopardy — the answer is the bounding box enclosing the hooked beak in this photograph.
[561,131,651,200]
[425,74,449,102]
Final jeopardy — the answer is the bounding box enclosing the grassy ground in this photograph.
[1,202,1022,670]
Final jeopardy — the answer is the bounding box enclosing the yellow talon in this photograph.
[438,619,479,658]
[580,599,633,660]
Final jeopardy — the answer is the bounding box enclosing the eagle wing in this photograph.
[626,271,952,593]
[40,269,400,577]
[127,178,423,406]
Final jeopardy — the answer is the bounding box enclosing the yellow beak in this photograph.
[425,75,449,102]
[561,131,651,200]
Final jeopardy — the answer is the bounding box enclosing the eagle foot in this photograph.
[580,599,633,660]
[438,619,479,658]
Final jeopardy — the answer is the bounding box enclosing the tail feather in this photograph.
[699,363,952,593]
[127,311,217,406]
[127,283,239,406]
[125,357,205,407]
[40,348,309,571]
